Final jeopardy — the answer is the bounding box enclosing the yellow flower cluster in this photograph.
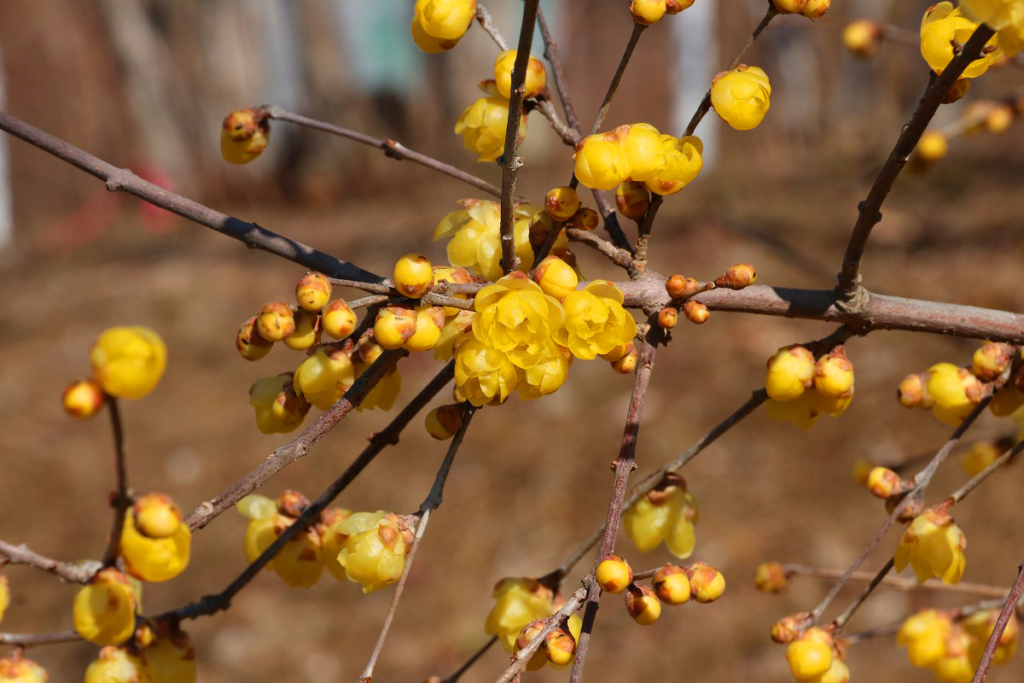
[0,654,47,683]
[920,3,1005,78]
[622,478,699,558]
[120,493,191,583]
[711,65,772,131]
[898,608,1018,682]
[411,0,476,53]
[574,124,703,195]
[766,345,854,430]
[785,627,849,682]
[485,577,583,669]
[434,200,536,280]
[961,0,1024,54]
[238,493,410,593]
[894,507,967,585]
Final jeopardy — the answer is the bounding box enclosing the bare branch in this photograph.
[971,562,1024,682]
[783,563,1014,599]
[475,5,509,51]
[537,6,582,136]
[0,631,81,648]
[588,23,646,137]
[0,540,97,584]
[101,396,129,567]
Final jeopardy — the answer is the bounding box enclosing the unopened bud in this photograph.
[236,316,273,361]
[713,264,756,290]
[771,612,813,644]
[625,585,662,625]
[63,379,105,419]
[631,0,668,25]
[867,467,910,499]
[898,373,933,409]
[257,302,296,342]
[533,256,579,301]
[985,104,1014,134]
[842,20,883,59]
[600,341,634,363]
[665,274,701,300]
[394,253,434,299]
[682,300,709,324]
[595,555,633,594]
[657,307,678,329]
[425,404,463,440]
[277,490,311,518]
[615,181,651,219]
[374,306,417,350]
[612,344,639,374]
[295,272,332,311]
[942,78,971,105]
[653,564,691,605]
[282,309,321,351]
[545,187,581,221]
[322,300,357,340]
[405,306,445,352]
[684,561,726,603]
[133,493,182,539]
[972,342,1014,382]
[753,561,789,593]
[221,109,269,164]
[570,207,600,232]
[544,627,577,666]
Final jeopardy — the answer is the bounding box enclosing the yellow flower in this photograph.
[335,512,408,593]
[393,253,434,299]
[220,109,269,164]
[90,327,167,399]
[644,135,703,196]
[926,362,983,426]
[238,494,282,570]
[533,255,578,301]
[120,507,190,583]
[353,362,402,412]
[73,568,138,646]
[711,65,771,131]
[455,96,526,162]
[631,0,668,25]
[249,374,310,434]
[617,124,667,182]
[933,627,975,683]
[574,132,631,191]
[555,281,637,361]
[898,609,952,668]
[813,346,854,399]
[810,659,849,683]
[518,345,572,400]
[434,310,475,361]
[453,337,519,406]
[293,345,355,410]
[543,186,581,221]
[144,624,197,683]
[85,646,149,683]
[414,0,476,41]
[472,274,564,369]
[917,131,949,163]
[411,16,460,53]
[434,200,534,280]
[494,50,547,99]
[319,508,353,581]
[295,272,331,312]
[965,608,1019,667]
[272,527,323,588]
[786,628,833,681]
[921,3,1004,78]
[765,345,816,402]
[485,578,555,652]
[844,20,882,58]
[894,508,967,585]
[622,482,699,558]
[961,0,1024,55]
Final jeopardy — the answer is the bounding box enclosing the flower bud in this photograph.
[600,341,634,363]
[682,300,709,324]
[374,306,417,350]
[631,0,667,24]
[143,623,197,683]
[625,585,662,625]
[713,263,756,290]
[786,629,834,680]
[570,207,601,231]
[665,274,699,300]
[85,646,146,683]
[972,342,1013,381]
[962,440,1000,477]
[295,272,332,311]
[615,181,651,219]
[612,343,639,374]
[120,504,191,582]
[814,346,854,399]
[456,96,527,162]
[801,0,829,18]
[867,467,909,499]
[282,309,321,351]
[514,620,548,671]
[257,302,296,342]
[0,653,48,682]
[544,187,581,221]
[653,564,692,605]
[684,561,726,603]
[852,458,875,485]
[665,0,694,12]
[236,316,273,361]
[766,345,815,402]
[985,104,1014,134]
[711,65,771,131]
[595,556,633,594]
[657,307,678,329]
[357,333,385,365]
[415,0,476,42]
[753,561,789,593]
[221,109,269,164]
[336,512,408,593]
[322,299,357,339]
[494,50,547,99]
[394,253,433,299]
[63,379,105,419]
[544,627,577,666]
[405,306,445,352]
[943,78,971,104]
[533,256,579,301]
[133,493,182,539]
[897,372,933,408]
[772,612,812,644]
[425,404,464,440]
[90,327,167,400]
[411,16,460,53]
[916,131,948,163]
[73,568,137,646]
[843,20,882,59]
[574,133,630,191]
[895,507,967,585]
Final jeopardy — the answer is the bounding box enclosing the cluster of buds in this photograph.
[514,617,581,671]
[595,556,725,627]
[62,326,168,420]
[237,492,412,593]
[629,0,694,26]
[220,108,270,164]
[898,342,1020,426]
[85,620,197,683]
[574,123,703,196]
[486,577,583,670]
[772,0,831,19]
[622,475,700,558]
[236,271,342,362]
[119,493,192,583]
[710,65,772,131]
[374,254,449,355]
[766,345,855,430]
[411,0,476,53]
[658,265,756,331]
[898,607,1018,682]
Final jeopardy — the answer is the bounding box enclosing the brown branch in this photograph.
[0,540,97,584]
[566,228,637,275]
[684,6,779,137]
[950,440,1024,505]
[101,396,128,566]
[164,362,455,621]
[633,194,663,272]
[258,106,502,199]
[475,5,508,50]
[360,409,476,682]
[971,562,1024,683]
[592,191,634,254]
[0,631,81,648]
[0,110,382,284]
[499,0,541,275]
[537,6,582,136]
[783,564,1014,599]
[568,323,663,683]
[494,586,588,683]
[837,25,997,295]
[588,23,646,136]
[184,349,407,531]
[529,97,579,146]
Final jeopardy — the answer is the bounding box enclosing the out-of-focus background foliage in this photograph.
[1,1,1023,681]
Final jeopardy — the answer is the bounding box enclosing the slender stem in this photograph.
[101,396,129,566]
[325,276,474,311]
[475,5,509,51]
[0,110,382,284]
[184,350,409,531]
[832,557,896,631]
[360,409,475,682]
[949,439,1024,504]
[537,6,582,135]
[633,194,663,271]
[971,562,1024,683]
[442,637,497,683]
[530,97,579,146]
[568,324,663,683]
[684,6,779,137]
[784,564,1014,599]
[0,631,81,647]
[260,106,502,199]
[499,0,541,275]
[589,23,646,136]
[837,25,996,295]
[0,540,97,584]
[566,228,637,275]
[591,191,634,254]
[494,586,588,683]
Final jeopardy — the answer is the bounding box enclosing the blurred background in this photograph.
[1,0,1023,681]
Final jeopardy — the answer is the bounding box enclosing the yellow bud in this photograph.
[514,620,549,671]
[963,440,1001,477]
[657,307,678,329]
[394,253,433,298]
[374,306,417,350]
[63,379,105,419]
[753,561,789,593]
[612,344,639,374]
[685,561,725,602]
[295,272,332,311]
[595,556,633,594]
[411,16,460,53]
[765,345,816,402]
[221,109,269,164]
[425,404,464,440]
[625,585,662,625]
[665,274,699,300]
[843,20,882,58]
[943,78,971,104]
[985,104,1014,134]
[494,50,547,99]
[786,637,833,680]
[898,372,933,408]
[615,181,651,219]
[772,612,812,644]
[120,508,191,582]
[544,628,577,667]
[133,493,182,539]
[570,207,601,231]
[143,623,197,683]
[85,646,147,683]
[533,256,579,301]
[544,186,581,221]
[713,263,757,290]
[322,299,357,339]
[0,576,8,626]
[455,97,527,163]
[574,133,630,191]
[73,568,137,646]
[653,564,692,605]
[414,0,476,41]
[600,341,634,363]
[631,0,668,25]
[867,467,907,499]
[282,309,321,351]
[682,300,709,324]
[405,306,445,352]
[802,0,830,18]
[0,654,48,682]
[813,346,854,399]
[90,326,167,400]
[256,302,296,342]
[772,0,806,13]
[236,316,273,361]
[917,131,948,163]
[973,342,1013,381]
[665,0,694,12]
[711,65,771,131]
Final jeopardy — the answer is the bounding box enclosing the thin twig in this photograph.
[633,194,663,271]
[0,110,382,284]
[565,228,637,275]
[259,106,502,199]
[494,586,588,683]
[442,637,498,683]
[475,5,508,51]
[971,562,1024,682]
[684,6,779,137]
[537,6,581,135]
[589,23,646,136]
[837,25,997,296]
[499,0,541,275]
[530,97,579,146]
[325,276,475,311]
[949,437,1024,504]
[832,557,896,632]
[0,540,97,584]
[0,631,81,647]
[783,564,1014,599]
[360,409,476,682]
[101,396,128,566]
